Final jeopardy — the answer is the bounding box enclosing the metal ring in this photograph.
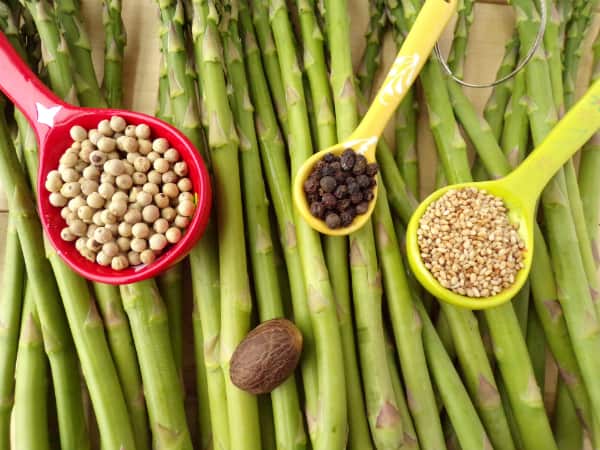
[433,0,547,89]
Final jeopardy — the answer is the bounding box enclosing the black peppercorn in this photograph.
[352,154,367,175]
[322,193,337,208]
[356,202,369,214]
[356,174,370,188]
[340,211,354,226]
[337,198,351,211]
[310,202,326,219]
[325,213,341,229]
[366,162,379,177]
[350,192,363,204]
[323,153,336,163]
[304,176,319,194]
[334,184,348,199]
[320,176,337,193]
[340,149,355,171]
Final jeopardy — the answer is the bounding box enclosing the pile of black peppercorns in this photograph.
[303,149,378,229]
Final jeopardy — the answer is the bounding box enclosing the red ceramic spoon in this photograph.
[0,32,212,285]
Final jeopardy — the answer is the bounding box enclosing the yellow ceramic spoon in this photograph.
[406,78,600,310]
[293,0,458,236]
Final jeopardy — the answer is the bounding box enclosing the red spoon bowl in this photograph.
[0,32,212,285]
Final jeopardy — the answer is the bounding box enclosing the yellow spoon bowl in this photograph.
[406,78,600,310]
[293,0,458,235]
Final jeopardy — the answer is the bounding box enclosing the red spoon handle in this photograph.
[0,31,69,139]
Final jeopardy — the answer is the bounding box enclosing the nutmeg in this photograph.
[230,318,303,395]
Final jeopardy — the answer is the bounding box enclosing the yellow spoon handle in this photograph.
[505,78,600,206]
[351,0,458,144]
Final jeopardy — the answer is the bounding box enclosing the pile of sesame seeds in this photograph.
[417,187,525,298]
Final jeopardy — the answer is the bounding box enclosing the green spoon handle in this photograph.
[505,78,600,206]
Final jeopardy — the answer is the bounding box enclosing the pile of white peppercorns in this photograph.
[45,116,196,271]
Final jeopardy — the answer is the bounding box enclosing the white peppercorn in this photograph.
[82,166,100,180]
[162,171,177,184]
[147,170,162,184]
[79,147,93,163]
[104,159,125,176]
[77,205,94,222]
[74,160,88,173]
[87,224,98,238]
[68,196,87,212]
[98,182,116,200]
[163,183,179,198]
[177,200,195,217]
[109,199,128,217]
[154,193,169,209]
[92,211,104,226]
[164,148,180,163]
[153,158,169,174]
[129,187,141,203]
[177,177,192,192]
[142,182,159,195]
[87,191,105,209]
[107,151,120,160]
[60,151,78,167]
[50,192,68,207]
[132,222,150,239]
[135,123,151,139]
[100,209,117,225]
[112,191,128,203]
[138,139,152,155]
[161,207,177,222]
[69,219,87,237]
[97,137,116,153]
[45,176,63,193]
[61,227,76,241]
[130,238,147,252]
[152,137,169,153]
[149,234,168,251]
[132,172,147,185]
[75,237,87,252]
[60,167,80,183]
[142,205,160,223]
[61,182,81,198]
[61,207,71,219]
[106,223,119,236]
[96,251,111,266]
[98,119,113,136]
[147,151,160,163]
[94,227,113,244]
[110,116,127,132]
[117,136,138,153]
[118,222,133,237]
[102,242,119,258]
[140,249,156,265]
[90,150,107,166]
[134,157,151,172]
[173,161,188,177]
[178,192,194,204]
[165,227,182,244]
[123,162,134,176]
[153,218,169,234]
[117,237,131,252]
[81,179,99,196]
[89,129,101,145]
[70,125,87,142]
[136,191,152,207]
[111,255,129,271]
[128,251,142,266]
[100,172,115,184]
[86,238,102,252]
[125,124,136,137]
[174,215,190,228]
[126,152,140,164]
[47,170,61,183]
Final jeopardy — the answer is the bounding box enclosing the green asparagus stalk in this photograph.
[120,281,192,449]
[526,309,546,390]
[102,0,126,108]
[501,71,529,168]
[221,4,307,448]
[93,283,150,450]
[386,0,419,196]
[249,0,289,136]
[373,182,446,449]
[54,0,107,106]
[446,0,473,79]
[295,0,372,445]
[0,213,23,450]
[259,396,277,450]
[358,0,386,99]
[385,338,419,450]
[553,382,584,450]
[268,1,347,448]
[192,2,262,448]
[238,2,319,441]
[324,0,408,447]
[12,285,50,450]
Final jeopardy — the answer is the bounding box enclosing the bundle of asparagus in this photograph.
[0,0,598,449]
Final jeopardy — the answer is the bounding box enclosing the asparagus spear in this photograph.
[238,1,319,440]
[221,3,307,448]
[268,1,347,448]
[358,0,386,99]
[513,0,600,443]
[54,0,107,106]
[193,2,262,448]
[386,0,419,196]
[102,0,126,108]
[12,285,50,450]
[553,381,584,450]
[120,281,193,450]
[0,213,23,450]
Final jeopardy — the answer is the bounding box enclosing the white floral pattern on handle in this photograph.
[378,53,421,106]
[36,102,62,127]
[344,136,379,154]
